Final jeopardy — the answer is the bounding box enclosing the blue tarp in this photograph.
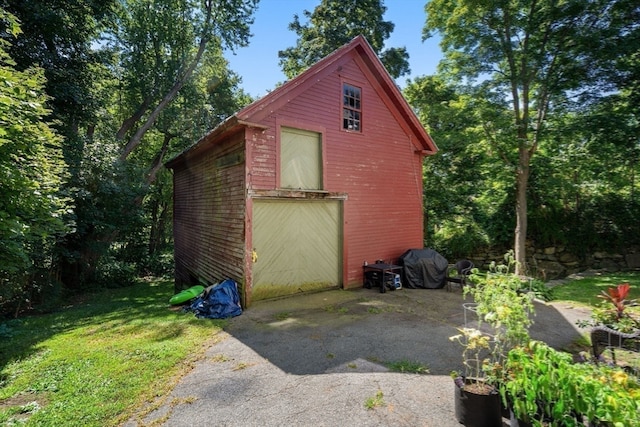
[187,279,242,319]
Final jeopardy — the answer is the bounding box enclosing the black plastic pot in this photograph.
[453,378,503,427]
[508,408,533,427]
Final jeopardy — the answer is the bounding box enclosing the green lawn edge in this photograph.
[0,278,226,426]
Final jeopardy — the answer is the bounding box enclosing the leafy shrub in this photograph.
[426,218,490,260]
[144,250,175,277]
[95,256,138,288]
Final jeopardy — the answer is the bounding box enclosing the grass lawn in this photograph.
[0,278,225,426]
[551,270,640,310]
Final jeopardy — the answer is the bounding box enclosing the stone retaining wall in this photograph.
[467,244,640,280]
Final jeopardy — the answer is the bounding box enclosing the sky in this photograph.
[223,0,443,98]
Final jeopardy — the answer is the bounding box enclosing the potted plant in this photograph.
[502,340,640,426]
[576,283,640,362]
[501,341,581,426]
[450,251,536,427]
[450,327,503,427]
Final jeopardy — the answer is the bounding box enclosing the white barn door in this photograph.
[252,199,341,300]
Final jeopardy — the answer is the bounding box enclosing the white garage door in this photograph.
[252,199,341,300]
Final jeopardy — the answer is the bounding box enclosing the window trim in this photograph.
[341,82,362,133]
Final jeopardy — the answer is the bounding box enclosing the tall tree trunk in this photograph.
[514,145,530,276]
[116,95,153,140]
[149,198,169,256]
[146,132,172,185]
[119,0,214,161]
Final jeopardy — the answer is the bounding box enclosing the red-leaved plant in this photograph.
[577,283,640,333]
[598,282,632,322]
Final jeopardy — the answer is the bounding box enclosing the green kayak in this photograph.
[169,285,205,305]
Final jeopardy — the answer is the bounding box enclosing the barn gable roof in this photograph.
[166,35,437,168]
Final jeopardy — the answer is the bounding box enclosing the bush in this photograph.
[426,218,490,260]
[144,250,175,277]
[95,256,138,288]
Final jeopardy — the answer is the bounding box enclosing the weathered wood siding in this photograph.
[248,52,425,288]
[172,131,246,291]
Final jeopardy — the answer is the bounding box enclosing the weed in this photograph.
[171,396,197,405]
[364,390,385,409]
[322,304,349,313]
[275,312,291,320]
[233,362,252,371]
[210,354,231,363]
[385,360,429,374]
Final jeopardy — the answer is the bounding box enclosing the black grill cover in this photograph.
[399,248,449,289]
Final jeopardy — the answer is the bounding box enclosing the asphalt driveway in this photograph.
[126,286,591,427]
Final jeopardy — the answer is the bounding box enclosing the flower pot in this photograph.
[508,408,532,427]
[453,378,503,427]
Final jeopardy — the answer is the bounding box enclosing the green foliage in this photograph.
[466,253,535,362]
[502,341,640,426]
[58,139,147,289]
[427,219,490,261]
[405,76,514,258]
[450,252,535,387]
[95,256,138,288]
[411,2,640,263]
[363,390,385,410]
[278,0,409,79]
[3,0,117,139]
[576,283,640,334]
[421,0,640,272]
[0,0,258,307]
[0,10,71,315]
[144,249,175,277]
[384,360,429,374]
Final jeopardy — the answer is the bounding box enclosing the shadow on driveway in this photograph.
[225,287,589,376]
[128,287,591,427]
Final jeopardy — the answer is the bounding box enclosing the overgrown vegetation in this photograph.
[0,1,257,317]
[0,278,224,426]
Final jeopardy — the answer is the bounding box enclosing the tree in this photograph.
[278,0,409,79]
[405,75,513,257]
[3,0,259,291]
[101,0,255,281]
[2,0,117,140]
[0,10,70,314]
[112,0,258,161]
[423,0,638,274]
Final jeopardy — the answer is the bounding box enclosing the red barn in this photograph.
[165,35,437,307]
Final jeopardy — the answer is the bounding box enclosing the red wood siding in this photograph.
[172,132,246,291]
[167,36,435,304]
[247,56,425,288]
